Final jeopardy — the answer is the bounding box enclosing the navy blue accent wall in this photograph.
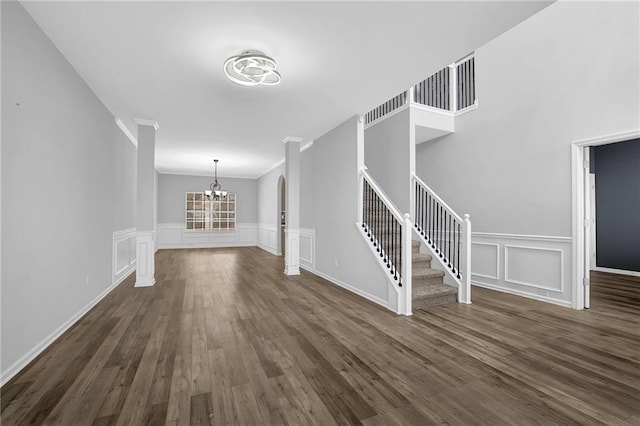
[592,139,640,273]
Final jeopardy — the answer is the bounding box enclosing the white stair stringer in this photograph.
[355,223,406,315]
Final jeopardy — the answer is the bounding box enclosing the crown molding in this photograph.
[156,168,259,180]
[257,140,314,179]
[283,136,303,144]
[114,118,137,147]
[259,159,286,178]
[134,118,159,130]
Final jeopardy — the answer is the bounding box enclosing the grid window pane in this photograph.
[186,192,236,232]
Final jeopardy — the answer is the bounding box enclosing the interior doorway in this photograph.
[572,130,640,310]
[277,176,286,257]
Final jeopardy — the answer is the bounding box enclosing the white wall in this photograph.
[256,163,285,254]
[158,173,257,223]
[298,117,396,308]
[364,108,411,213]
[416,2,640,306]
[112,131,136,232]
[1,2,133,383]
[111,127,137,287]
[156,173,258,249]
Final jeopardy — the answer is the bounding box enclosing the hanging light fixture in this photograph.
[223,49,281,86]
[205,159,228,200]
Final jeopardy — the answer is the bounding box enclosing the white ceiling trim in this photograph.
[157,169,261,180]
[283,136,304,144]
[115,117,137,147]
[134,118,159,130]
[257,140,315,179]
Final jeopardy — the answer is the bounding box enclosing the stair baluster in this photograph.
[360,170,404,288]
[411,175,472,304]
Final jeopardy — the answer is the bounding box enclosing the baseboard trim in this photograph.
[300,265,394,313]
[257,243,279,256]
[159,242,258,250]
[472,281,572,308]
[593,267,640,278]
[0,270,134,386]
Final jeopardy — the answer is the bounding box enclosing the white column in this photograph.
[135,119,158,287]
[284,136,302,276]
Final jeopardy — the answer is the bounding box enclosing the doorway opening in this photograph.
[572,130,640,310]
[277,175,286,257]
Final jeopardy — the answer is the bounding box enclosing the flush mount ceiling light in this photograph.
[205,159,228,200]
[223,49,281,86]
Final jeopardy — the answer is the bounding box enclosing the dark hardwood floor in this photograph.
[2,248,639,425]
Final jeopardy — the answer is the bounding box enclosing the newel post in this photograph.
[449,63,457,112]
[461,213,472,304]
[401,213,413,315]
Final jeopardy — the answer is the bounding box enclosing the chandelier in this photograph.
[223,50,281,86]
[205,159,228,200]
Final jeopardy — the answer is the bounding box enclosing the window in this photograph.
[185,192,236,231]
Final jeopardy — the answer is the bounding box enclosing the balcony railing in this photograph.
[365,54,476,126]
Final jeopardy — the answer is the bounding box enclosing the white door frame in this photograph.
[571,129,640,309]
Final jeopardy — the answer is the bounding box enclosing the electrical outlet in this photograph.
[334,258,339,267]
[85,275,89,287]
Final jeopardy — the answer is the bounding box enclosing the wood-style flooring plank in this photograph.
[1,248,639,425]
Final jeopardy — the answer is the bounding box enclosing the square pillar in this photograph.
[284,136,302,275]
[135,119,158,287]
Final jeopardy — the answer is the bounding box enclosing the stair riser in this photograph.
[413,276,445,287]
[412,294,457,309]
[412,260,432,269]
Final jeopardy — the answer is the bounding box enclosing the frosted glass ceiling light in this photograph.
[224,50,281,86]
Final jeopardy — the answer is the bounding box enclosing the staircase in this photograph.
[359,168,469,315]
[411,240,457,309]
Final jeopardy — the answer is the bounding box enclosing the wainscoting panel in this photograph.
[257,224,279,255]
[505,245,563,292]
[471,242,499,280]
[157,223,258,249]
[299,228,315,271]
[113,228,136,286]
[471,232,572,307]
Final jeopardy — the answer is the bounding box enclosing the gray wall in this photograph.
[592,139,640,272]
[416,1,639,236]
[364,109,411,213]
[158,173,258,224]
[300,150,315,229]
[257,163,285,227]
[299,117,392,302]
[112,133,136,232]
[1,2,121,378]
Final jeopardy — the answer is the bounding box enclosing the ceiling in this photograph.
[22,1,552,178]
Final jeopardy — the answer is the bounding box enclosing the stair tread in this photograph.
[412,267,444,278]
[413,252,432,262]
